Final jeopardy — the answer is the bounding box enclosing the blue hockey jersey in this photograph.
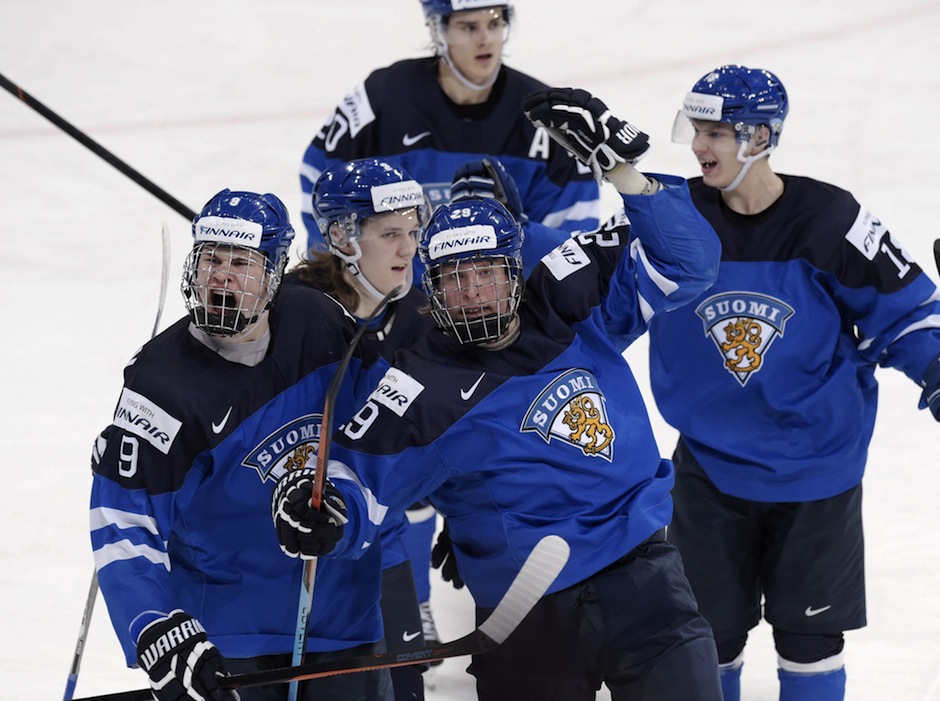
[318,176,720,608]
[300,57,601,252]
[89,286,389,665]
[649,175,940,502]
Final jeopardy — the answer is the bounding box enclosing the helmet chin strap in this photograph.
[721,141,774,193]
[331,240,410,306]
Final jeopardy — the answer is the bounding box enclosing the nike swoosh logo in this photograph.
[804,605,831,617]
[402,630,422,642]
[211,406,233,434]
[460,373,486,401]
[402,131,431,147]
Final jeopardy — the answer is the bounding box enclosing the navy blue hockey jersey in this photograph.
[649,175,940,502]
[89,286,389,665]
[300,58,601,251]
[319,176,720,607]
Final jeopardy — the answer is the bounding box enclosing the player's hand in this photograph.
[136,610,238,701]
[922,355,940,421]
[271,468,347,558]
[523,87,650,178]
[451,157,527,223]
[430,520,464,590]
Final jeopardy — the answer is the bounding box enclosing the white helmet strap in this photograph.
[721,132,774,193]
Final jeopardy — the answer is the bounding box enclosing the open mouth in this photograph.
[208,290,237,314]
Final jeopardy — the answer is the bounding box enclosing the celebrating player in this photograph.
[90,190,393,701]
[273,88,724,700]
[648,65,940,701]
[285,158,435,700]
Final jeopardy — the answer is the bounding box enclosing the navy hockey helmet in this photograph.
[182,189,295,336]
[419,198,524,345]
[313,158,429,255]
[673,64,789,148]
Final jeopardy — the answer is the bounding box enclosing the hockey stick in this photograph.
[934,239,939,277]
[73,534,570,701]
[63,224,172,701]
[287,284,401,701]
[0,72,196,221]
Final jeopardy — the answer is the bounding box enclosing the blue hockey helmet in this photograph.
[182,189,295,336]
[673,65,789,147]
[419,198,524,345]
[313,158,429,254]
[419,0,512,23]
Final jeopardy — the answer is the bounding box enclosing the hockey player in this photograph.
[649,65,940,701]
[272,88,725,700]
[90,190,393,701]
[299,0,601,248]
[286,156,570,695]
[285,158,434,700]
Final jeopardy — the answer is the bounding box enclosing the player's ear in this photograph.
[749,125,772,155]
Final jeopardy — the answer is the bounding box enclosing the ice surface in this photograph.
[1,1,938,699]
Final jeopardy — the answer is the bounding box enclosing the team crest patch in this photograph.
[521,369,614,461]
[242,414,323,483]
[696,292,795,387]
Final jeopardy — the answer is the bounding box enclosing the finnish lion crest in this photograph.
[521,369,614,460]
[242,413,323,482]
[696,292,794,387]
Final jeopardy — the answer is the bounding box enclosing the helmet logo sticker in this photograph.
[193,215,263,249]
[521,369,614,461]
[696,291,795,387]
[426,224,497,260]
[371,180,425,212]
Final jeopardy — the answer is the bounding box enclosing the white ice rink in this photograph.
[1,1,938,699]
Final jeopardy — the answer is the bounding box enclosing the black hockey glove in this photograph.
[450,157,528,223]
[136,610,237,701]
[430,520,464,590]
[922,354,940,421]
[523,87,650,179]
[272,468,347,558]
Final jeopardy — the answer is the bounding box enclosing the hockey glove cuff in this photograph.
[136,610,237,701]
[272,468,348,559]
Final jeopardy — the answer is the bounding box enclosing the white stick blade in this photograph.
[478,535,570,644]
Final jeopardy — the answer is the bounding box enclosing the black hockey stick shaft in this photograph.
[287,285,401,700]
[0,72,196,221]
[72,535,570,701]
[934,239,939,277]
[63,225,172,701]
